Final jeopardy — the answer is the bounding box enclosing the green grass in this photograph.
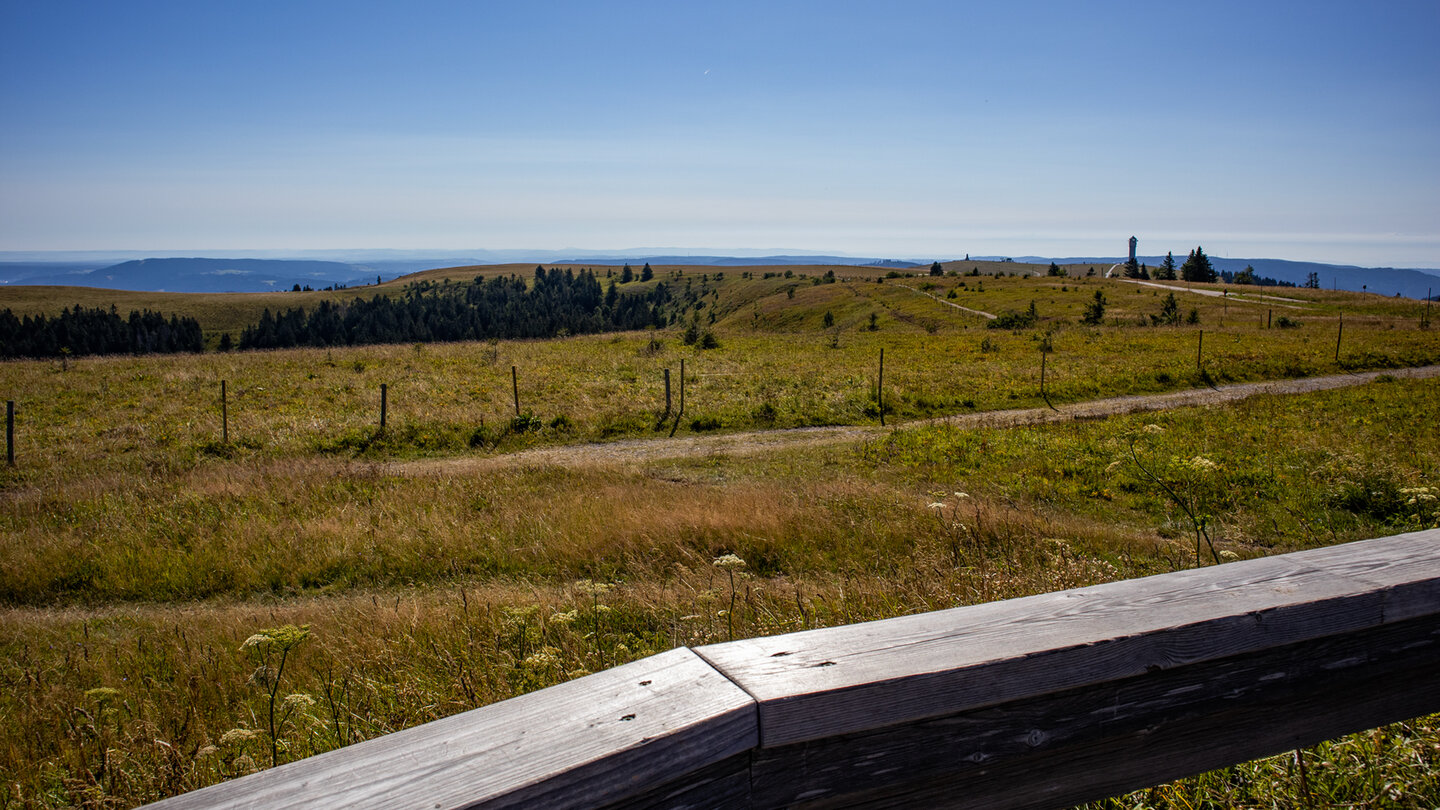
[0,268,1437,807]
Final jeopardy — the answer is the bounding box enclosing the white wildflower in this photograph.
[712,554,747,571]
[1187,456,1219,472]
[283,693,315,709]
[524,648,561,669]
[219,728,259,746]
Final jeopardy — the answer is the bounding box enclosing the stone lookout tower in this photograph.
[1129,236,1138,264]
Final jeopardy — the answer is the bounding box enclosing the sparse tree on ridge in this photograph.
[1180,246,1217,283]
[930,261,944,276]
[1155,251,1177,280]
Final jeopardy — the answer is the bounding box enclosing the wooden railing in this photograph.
[147,528,1440,809]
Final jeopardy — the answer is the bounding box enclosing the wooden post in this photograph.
[669,359,685,438]
[512,366,520,416]
[878,348,885,426]
[1335,313,1343,363]
[1039,348,1046,399]
[1267,309,1272,329]
[664,368,672,416]
[221,380,228,444]
[1196,330,1204,374]
[5,400,12,467]
[380,383,388,430]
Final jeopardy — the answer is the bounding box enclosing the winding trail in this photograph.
[390,365,1440,476]
[894,283,997,320]
[1114,278,1317,310]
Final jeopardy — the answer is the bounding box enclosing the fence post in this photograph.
[1335,313,1343,363]
[512,366,520,417]
[878,348,885,427]
[6,400,13,466]
[1196,330,1204,374]
[1267,309,1272,329]
[664,368,672,416]
[221,380,228,444]
[380,383,388,430]
[669,359,685,438]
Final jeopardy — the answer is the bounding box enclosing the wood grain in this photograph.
[746,616,1440,808]
[145,530,1440,809]
[144,648,756,810]
[697,529,1440,747]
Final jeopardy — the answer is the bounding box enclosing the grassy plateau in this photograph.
[1,263,1438,808]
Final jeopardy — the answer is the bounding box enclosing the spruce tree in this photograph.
[1156,251,1177,280]
[1180,246,1216,283]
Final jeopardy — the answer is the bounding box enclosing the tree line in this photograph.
[239,267,675,350]
[0,305,204,359]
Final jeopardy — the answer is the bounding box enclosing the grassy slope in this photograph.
[0,268,1438,807]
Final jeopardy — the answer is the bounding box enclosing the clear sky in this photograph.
[2,1,1438,266]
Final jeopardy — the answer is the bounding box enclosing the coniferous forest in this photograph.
[239,267,673,350]
[0,305,204,359]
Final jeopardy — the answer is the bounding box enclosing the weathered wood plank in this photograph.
[746,615,1440,808]
[697,529,1440,747]
[144,648,757,810]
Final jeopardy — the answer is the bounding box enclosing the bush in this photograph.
[989,301,1039,330]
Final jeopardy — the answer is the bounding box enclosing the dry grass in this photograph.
[0,271,1437,807]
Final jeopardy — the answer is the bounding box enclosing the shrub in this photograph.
[989,301,1039,330]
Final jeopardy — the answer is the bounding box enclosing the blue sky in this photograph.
[2,1,1438,266]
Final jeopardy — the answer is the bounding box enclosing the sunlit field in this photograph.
[1,265,1437,807]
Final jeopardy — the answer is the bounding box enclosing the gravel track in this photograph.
[390,365,1440,476]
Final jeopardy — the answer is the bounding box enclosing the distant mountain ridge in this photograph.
[987,256,1439,299]
[3,258,375,293]
[2,251,1436,298]
[552,254,920,268]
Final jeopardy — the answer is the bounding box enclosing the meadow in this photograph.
[1,265,1438,807]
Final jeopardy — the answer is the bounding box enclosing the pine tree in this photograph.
[930,261,944,276]
[1081,290,1107,325]
[1180,246,1216,283]
[1156,251,1177,280]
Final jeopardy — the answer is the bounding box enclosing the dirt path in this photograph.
[894,283,997,319]
[390,365,1440,476]
[1115,278,1316,310]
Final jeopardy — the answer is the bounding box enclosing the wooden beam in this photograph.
[145,648,756,810]
[143,530,1440,809]
[696,529,1440,748]
[742,616,1440,808]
